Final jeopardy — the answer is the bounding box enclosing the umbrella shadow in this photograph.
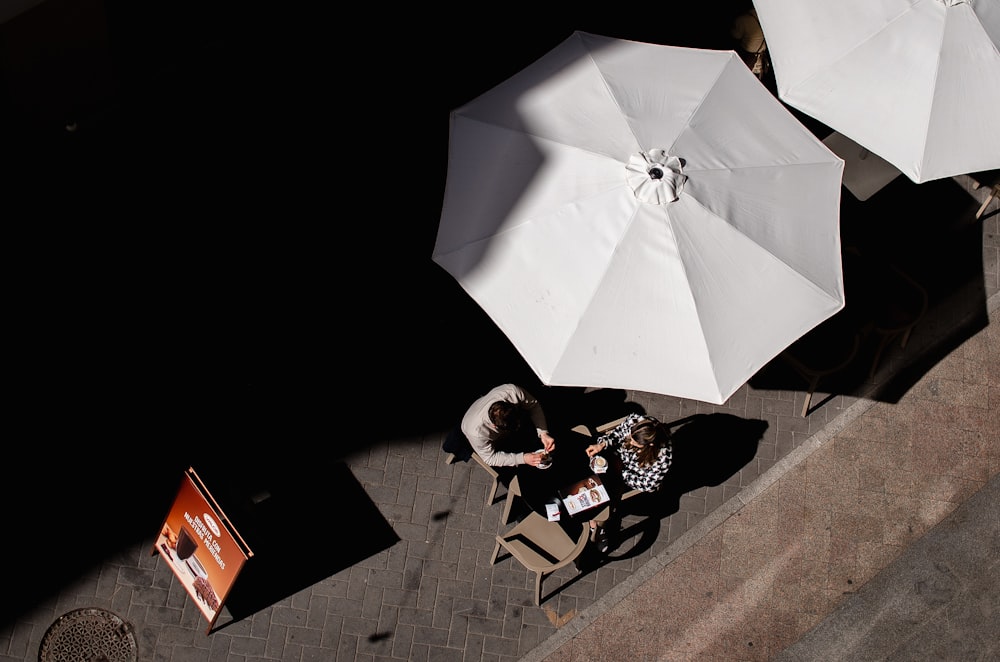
[599,413,768,561]
[750,174,989,407]
[537,386,645,436]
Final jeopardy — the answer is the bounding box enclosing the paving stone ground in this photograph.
[1,176,995,661]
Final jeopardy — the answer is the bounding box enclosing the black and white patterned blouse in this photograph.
[597,413,673,492]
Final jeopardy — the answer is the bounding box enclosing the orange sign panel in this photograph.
[154,467,252,631]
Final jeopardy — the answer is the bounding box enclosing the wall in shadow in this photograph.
[9,5,783,464]
[0,444,192,627]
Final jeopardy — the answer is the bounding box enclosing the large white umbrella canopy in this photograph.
[433,31,845,404]
[753,0,1000,183]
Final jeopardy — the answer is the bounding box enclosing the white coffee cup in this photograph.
[590,455,608,473]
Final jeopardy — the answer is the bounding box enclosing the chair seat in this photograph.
[491,511,589,605]
[499,513,581,567]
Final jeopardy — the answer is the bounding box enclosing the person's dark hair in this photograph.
[489,401,523,433]
[629,418,671,467]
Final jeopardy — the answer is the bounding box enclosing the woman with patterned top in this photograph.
[583,413,673,551]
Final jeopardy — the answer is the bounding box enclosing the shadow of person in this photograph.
[588,413,767,561]
[677,413,767,487]
[629,413,769,521]
[578,517,663,570]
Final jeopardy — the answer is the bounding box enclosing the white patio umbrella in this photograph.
[432,31,845,404]
[753,0,1000,184]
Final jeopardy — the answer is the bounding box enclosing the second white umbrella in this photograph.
[754,0,1000,183]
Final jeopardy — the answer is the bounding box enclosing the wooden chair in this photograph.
[976,183,1000,219]
[490,510,589,605]
[969,171,1000,220]
[842,246,929,381]
[779,316,863,417]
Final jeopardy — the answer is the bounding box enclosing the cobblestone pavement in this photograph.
[1,176,995,661]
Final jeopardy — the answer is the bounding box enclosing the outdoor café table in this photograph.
[514,428,618,533]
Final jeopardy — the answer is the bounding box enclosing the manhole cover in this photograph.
[38,608,137,662]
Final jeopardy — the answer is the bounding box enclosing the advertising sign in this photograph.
[153,467,253,633]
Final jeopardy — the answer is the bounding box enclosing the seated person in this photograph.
[731,6,770,80]
[460,383,555,468]
[584,412,673,551]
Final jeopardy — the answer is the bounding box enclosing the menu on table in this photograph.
[560,475,610,515]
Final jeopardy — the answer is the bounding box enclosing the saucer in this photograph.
[535,449,552,470]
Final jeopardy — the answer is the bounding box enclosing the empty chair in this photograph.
[842,246,930,381]
[976,183,1000,220]
[866,263,929,380]
[969,170,1000,220]
[779,313,863,417]
[490,511,589,605]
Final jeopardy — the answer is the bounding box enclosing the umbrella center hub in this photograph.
[627,149,687,204]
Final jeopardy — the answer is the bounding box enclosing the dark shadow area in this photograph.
[537,387,645,437]
[0,443,192,627]
[664,414,768,495]
[582,517,664,569]
[841,173,988,326]
[6,3,767,459]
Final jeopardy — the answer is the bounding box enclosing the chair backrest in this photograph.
[443,426,504,506]
[470,451,502,506]
[595,416,629,435]
[501,475,522,525]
